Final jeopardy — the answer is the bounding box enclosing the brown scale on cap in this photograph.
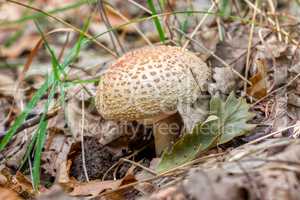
[96,45,211,123]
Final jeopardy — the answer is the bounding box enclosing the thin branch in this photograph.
[267,0,282,42]
[244,0,300,47]
[243,0,258,94]
[58,32,70,62]
[98,0,124,55]
[247,124,299,145]
[174,27,252,85]
[121,158,157,175]
[127,0,152,14]
[81,92,90,182]
[182,2,216,49]
[7,107,60,137]
[106,5,153,46]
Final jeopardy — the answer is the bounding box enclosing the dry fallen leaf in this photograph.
[68,172,137,198]
[69,180,120,197]
[247,59,268,99]
[65,98,102,141]
[0,73,17,97]
[0,34,40,58]
[0,169,35,198]
[208,66,236,95]
[0,187,23,200]
[41,130,73,178]
[37,185,78,200]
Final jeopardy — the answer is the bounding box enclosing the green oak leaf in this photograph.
[157,92,256,173]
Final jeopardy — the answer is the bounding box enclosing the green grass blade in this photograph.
[32,119,47,190]
[0,78,51,150]
[30,19,91,189]
[0,18,87,151]
[219,0,231,18]
[34,21,66,80]
[19,131,38,170]
[147,0,166,43]
[32,79,58,189]
[65,78,99,85]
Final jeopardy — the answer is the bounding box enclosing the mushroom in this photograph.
[96,45,210,155]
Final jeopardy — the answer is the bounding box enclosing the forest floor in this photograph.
[0,0,300,199]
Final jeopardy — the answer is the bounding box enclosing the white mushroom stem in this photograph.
[152,113,182,156]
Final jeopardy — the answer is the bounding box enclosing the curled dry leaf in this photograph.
[289,93,300,108]
[247,59,268,99]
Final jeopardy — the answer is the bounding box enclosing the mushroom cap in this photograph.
[96,45,210,122]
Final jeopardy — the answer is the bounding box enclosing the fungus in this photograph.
[96,46,210,155]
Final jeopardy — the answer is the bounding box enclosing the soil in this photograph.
[70,137,117,181]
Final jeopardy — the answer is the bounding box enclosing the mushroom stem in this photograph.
[153,113,182,156]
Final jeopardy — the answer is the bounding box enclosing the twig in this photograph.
[182,2,216,49]
[102,159,122,181]
[247,124,299,145]
[105,5,153,46]
[228,31,273,66]
[81,92,90,182]
[58,32,70,62]
[100,171,185,198]
[98,0,124,55]
[174,27,252,85]
[240,158,300,166]
[102,145,150,181]
[243,0,258,94]
[127,0,152,14]
[13,107,60,136]
[267,0,282,41]
[244,0,300,47]
[121,158,157,175]
[159,152,226,176]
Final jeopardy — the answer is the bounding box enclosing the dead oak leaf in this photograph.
[247,59,268,99]
[69,180,120,197]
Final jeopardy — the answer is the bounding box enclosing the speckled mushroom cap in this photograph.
[96,45,210,122]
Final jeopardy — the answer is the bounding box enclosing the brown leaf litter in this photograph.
[147,139,300,200]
